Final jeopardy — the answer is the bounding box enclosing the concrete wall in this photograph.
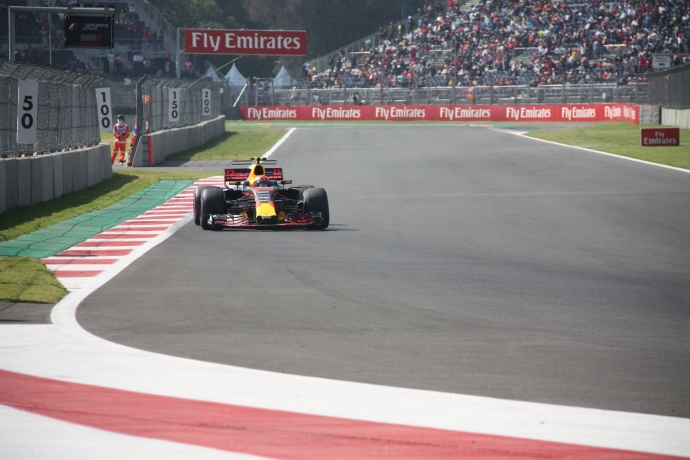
[639,105,661,125]
[132,116,226,167]
[0,144,112,214]
[661,108,690,129]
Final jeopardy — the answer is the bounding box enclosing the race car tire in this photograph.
[193,186,214,225]
[200,188,225,230]
[289,185,314,200]
[304,187,329,230]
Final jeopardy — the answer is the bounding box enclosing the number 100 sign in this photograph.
[95,87,113,132]
[17,80,39,144]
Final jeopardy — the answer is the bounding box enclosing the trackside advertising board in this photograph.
[640,128,680,146]
[184,29,306,56]
[240,104,640,123]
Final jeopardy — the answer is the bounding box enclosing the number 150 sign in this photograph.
[17,80,39,144]
[169,88,181,122]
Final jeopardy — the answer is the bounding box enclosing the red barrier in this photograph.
[240,103,640,124]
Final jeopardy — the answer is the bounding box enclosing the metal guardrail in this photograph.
[243,82,651,107]
[0,60,102,156]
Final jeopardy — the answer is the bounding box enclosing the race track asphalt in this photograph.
[78,125,690,418]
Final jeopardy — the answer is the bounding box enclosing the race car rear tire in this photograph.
[193,186,213,225]
[304,187,329,230]
[200,188,225,230]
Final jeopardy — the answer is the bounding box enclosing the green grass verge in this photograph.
[526,123,690,170]
[103,127,287,161]
[0,256,68,303]
[0,170,216,243]
[166,128,288,161]
[0,170,217,304]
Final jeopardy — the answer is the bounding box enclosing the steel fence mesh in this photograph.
[649,63,690,109]
[241,82,651,107]
[140,78,222,133]
[0,60,102,156]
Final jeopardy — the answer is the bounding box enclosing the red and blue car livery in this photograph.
[194,158,329,230]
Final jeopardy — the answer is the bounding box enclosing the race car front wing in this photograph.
[208,212,325,228]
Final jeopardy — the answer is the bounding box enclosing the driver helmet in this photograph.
[254,175,270,187]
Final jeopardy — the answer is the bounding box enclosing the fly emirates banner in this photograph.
[184,29,306,56]
[240,104,639,123]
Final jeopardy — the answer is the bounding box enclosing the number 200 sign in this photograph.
[169,88,180,122]
[17,80,39,144]
[202,89,211,117]
[95,87,113,132]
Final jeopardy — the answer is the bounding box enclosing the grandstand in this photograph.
[305,0,690,90]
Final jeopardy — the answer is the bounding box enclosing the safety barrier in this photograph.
[649,63,690,110]
[139,79,223,132]
[131,115,225,167]
[0,144,112,214]
[661,108,690,129]
[0,60,102,157]
[241,83,651,108]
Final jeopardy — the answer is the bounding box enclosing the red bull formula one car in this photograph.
[193,158,329,230]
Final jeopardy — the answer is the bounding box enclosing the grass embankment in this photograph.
[104,126,287,161]
[526,123,690,170]
[1,126,287,304]
[166,128,287,161]
[0,257,68,304]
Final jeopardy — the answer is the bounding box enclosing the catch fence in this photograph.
[648,63,690,109]
[240,82,651,107]
[137,78,223,133]
[0,60,101,156]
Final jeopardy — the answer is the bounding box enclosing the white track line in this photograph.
[501,128,690,175]
[0,405,266,460]
[264,128,296,158]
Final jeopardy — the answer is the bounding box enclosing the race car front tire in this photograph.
[200,188,226,230]
[304,187,329,230]
[193,186,214,225]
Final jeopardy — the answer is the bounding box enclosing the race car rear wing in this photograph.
[224,168,283,181]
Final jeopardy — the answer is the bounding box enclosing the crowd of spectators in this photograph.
[305,0,690,89]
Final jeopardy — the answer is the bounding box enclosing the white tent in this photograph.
[225,63,247,87]
[273,66,298,88]
[204,62,223,82]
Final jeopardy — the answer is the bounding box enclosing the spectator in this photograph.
[114,54,122,75]
[308,0,689,89]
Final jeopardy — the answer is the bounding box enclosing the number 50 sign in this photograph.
[17,80,39,144]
